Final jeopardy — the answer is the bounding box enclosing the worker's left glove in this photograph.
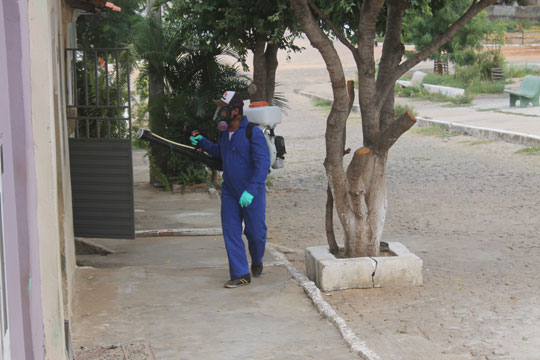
[190,134,203,146]
[239,190,254,208]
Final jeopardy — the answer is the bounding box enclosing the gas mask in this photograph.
[213,105,234,131]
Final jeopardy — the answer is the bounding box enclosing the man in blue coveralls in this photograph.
[190,91,270,288]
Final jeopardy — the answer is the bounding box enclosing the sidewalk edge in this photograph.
[268,243,381,360]
[296,89,540,147]
[136,228,222,237]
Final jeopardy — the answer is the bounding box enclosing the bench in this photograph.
[504,75,540,107]
[396,71,427,88]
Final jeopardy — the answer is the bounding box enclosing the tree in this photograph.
[146,0,168,185]
[156,0,300,103]
[134,8,249,187]
[76,0,145,48]
[402,1,491,72]
[290,0,497,258]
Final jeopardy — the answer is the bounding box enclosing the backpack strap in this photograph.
[246,122,256,141]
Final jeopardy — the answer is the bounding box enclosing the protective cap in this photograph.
[214,91,244,109]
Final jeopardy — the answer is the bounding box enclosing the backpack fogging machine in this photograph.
[135,103,286,172]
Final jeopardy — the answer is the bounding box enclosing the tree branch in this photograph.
[376,1,407,92]
[356,0,385,146]
[307,0,360,63]
[379,110,416,151]
[377,0,497,113]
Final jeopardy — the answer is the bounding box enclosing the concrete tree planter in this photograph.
[305,242,423,292]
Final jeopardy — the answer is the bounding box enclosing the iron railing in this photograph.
[66,48,132,140]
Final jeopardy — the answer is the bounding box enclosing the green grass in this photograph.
[462,140,493,146]
[515,146,540,155]
[423,73,505,95]
[394,104,416,118]
[412,125,465,138]
[467,81,505,95]
[423,73,466,88]
[313,98,332,107]
[396,85,473,105]
[504,64,540,78]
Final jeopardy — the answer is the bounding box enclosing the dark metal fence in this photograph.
[66,48,132,140]
[66,48,135,239]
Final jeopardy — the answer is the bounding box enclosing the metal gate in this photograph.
[66,48,135,239]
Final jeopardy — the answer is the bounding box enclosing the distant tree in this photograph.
[76,0,145,48]
[402,0,491,72]
[291,0,497,258]
[155,0,300,103]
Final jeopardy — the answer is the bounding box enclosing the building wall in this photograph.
[487,4,540,21]
[27,0,76,358]
[0,0,45,358]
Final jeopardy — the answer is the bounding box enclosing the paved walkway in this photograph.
[294,77,540,145]
[71,150,359,360]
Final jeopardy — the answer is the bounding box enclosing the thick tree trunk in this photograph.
[264,43,279,103]
[344,148,388,257]
[251,35,280,103]
[147,0,167,183]
[251,34,268,102]
[325,80,355,255]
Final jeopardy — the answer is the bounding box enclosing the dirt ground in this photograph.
[502,46,540,63]
[264,62,540,359]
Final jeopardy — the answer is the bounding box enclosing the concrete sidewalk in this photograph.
[71,151,359,359]
[295,82,540,146]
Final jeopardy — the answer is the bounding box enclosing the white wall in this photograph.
[28,0,76,358]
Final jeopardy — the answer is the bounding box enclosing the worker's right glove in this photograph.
[190,134,203,146]
[239,190,254,208]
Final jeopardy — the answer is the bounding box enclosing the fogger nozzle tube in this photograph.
[136,128,223,171]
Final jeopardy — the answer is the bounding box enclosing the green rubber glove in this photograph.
[239,191,254,208]
[190,134,203,146]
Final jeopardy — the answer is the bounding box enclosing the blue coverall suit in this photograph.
[199,116,270,279]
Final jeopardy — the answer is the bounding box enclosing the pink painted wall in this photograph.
[1,0,45,358]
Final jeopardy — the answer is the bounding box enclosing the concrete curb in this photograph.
[268,243,381,360]
[295,89,540,147]
[416,117,540,147]
[135,228,223,237]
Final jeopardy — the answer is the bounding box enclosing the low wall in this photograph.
[487,4,540,21]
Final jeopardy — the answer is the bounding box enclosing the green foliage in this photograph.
[155,0,301,65]
[466,81,505,95]
[396,85,426,98]
[134,16,250,185]
[394,104,416,118]
[403,1,490,61]
[271,83,290,112]
[494,19,540,32]
[147,151,172,192]
[395,84,473,105]
[415,50,506,96]
[73,49,131,138]
[76,0,145,48]
[167,156,210,186]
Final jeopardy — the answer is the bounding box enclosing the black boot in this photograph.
[251,263,263,277]
[224,274,251,288]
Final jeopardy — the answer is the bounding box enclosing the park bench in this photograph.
[396,71,426,88]
[504,75,540,107]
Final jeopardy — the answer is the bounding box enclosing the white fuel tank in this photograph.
[243,105,281,127]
